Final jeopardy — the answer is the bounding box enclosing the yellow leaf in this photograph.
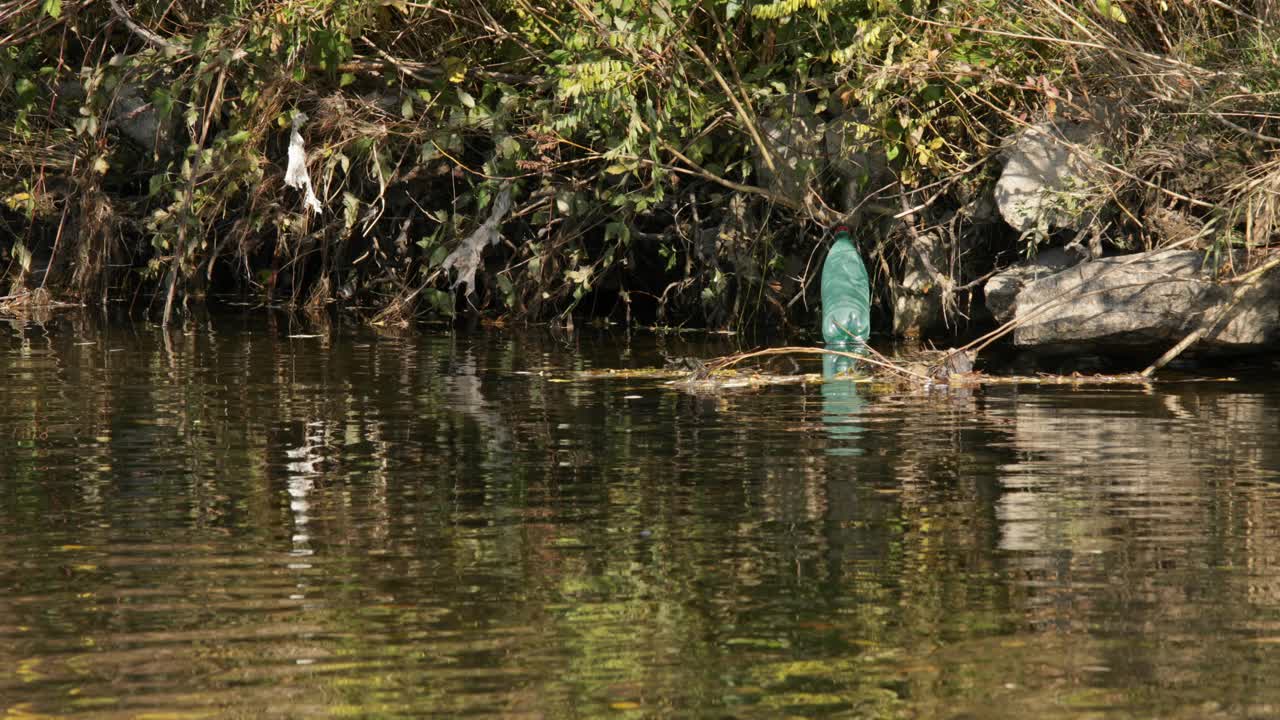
[443,57,466,84]
[4,192,32,210]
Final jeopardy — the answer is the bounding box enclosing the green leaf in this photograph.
[497,135,521,158]
[457,89,476,108]
[605,222,631,245]
[41,0,60,18]
[1095,0,1127,22]
[429,244,449,268]
[400,96,414,119]
[424,289,455,317]
[151,88,173,117]
[497,273,515,307]
[15,78,36,105]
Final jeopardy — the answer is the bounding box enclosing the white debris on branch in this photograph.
[285,112,323,214]
[441,184,513,294]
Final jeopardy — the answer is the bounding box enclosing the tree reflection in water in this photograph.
[1,316,1279,719]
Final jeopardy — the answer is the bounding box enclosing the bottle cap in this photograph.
[834,225,850,235]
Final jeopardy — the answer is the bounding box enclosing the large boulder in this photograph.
[984,246,1085,324]
[994,120,1107,234]
[1007,249,1280,353]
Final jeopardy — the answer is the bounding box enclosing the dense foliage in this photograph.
[2,1,1278,332]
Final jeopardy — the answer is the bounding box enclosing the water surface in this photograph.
[2,313,1280,719]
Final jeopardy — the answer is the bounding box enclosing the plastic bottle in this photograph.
[820,226,871,346]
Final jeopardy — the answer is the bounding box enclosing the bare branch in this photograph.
[109,0,187,55]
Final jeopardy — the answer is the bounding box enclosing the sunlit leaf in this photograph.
[1095,0,1127,22]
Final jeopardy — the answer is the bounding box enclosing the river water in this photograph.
[2,313,1279,719]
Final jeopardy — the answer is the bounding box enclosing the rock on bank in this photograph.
[989,249,1280,354]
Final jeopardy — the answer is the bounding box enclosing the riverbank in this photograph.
[3,2,1279,360]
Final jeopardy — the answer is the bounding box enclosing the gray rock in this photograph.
[754,113,825,203]
[56,79,166,149]
[825,111,891,220]
[112,84,161,148]
[1009,249,1280,352]
[824,111,887,185]
[994,121,1106,233]
[893,231,948,338]
[984,246,1085,324]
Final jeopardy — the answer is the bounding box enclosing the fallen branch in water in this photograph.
[704,346,930,381]
[0,289,84,312]
[695,344,1161,390]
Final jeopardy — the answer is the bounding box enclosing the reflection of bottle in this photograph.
[821,226,871,345]
[822,352,865,457]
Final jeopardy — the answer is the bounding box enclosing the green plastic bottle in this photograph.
[820,226,871,346]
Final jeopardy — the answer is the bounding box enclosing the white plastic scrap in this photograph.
[284,112,323,214]
[441,184,513,294]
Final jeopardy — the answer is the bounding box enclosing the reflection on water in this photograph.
[822,350,866,457]
[2,313,1280,719]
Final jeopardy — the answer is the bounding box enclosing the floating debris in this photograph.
[564,345,1168,393]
